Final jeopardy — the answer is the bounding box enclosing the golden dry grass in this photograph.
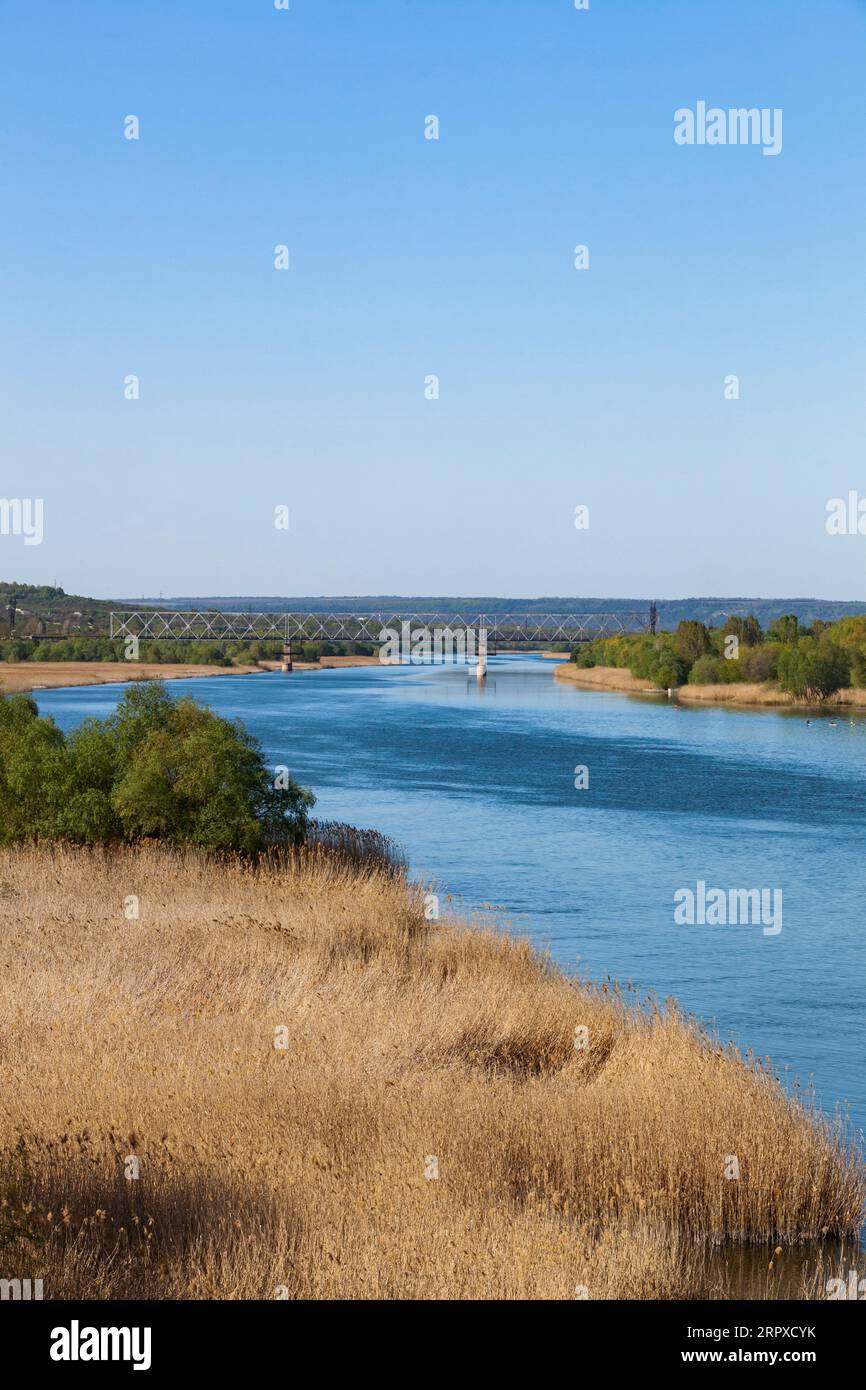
[0,662,262,693]
[0,844,862,1300]
[555,664,655,694]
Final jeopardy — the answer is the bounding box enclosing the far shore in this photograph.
[554,662,866,710]
[0,655,382,694]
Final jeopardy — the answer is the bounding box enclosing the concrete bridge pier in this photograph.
[475,626,488,681]
[281,640,293,673]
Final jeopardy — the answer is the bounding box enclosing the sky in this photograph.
[2,0,866,601]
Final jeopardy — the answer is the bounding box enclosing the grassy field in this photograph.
[0,843,862,1300]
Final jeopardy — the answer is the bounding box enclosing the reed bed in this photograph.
[0,843,862,1299]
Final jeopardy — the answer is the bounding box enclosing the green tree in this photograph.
[723,613,763,647]
[777,639,849,701]
[0,696,69,841]
[675,621,711,667]
[0,682,315,851]
[768,614,800,644]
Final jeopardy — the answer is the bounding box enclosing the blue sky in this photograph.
[2,0,865,599]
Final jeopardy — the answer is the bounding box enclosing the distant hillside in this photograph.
[144,595,866,630]
[0,583,113,638]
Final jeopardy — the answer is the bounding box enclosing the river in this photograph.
[35,654,866,1147]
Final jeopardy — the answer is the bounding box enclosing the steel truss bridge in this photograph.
[108,608,657,646]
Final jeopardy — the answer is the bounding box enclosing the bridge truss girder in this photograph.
[108,610,656,645]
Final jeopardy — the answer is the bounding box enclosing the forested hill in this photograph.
[0,583,113,635]
[148,595,866,629]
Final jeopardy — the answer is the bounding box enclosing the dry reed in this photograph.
[0,843,861,1300]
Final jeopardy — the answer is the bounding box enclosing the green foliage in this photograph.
[767,614,800,644]
[688,654,728,685]
[723,613,763,646]
[568,608,858,699]
[776,639,850,702]
[675,621,711,666]
[0,682,315,851]
[739,645,778,682]
[637,637,689,689]
[0,634,379,666]
[822,616,866,688]
[571,647,597,669]
[0,695,69,839]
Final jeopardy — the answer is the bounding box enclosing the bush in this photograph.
[850,652,866,688]
[632,637,690,689]
[777,640,850,702]
[0,682,315,852]
[740,645,778,682]
[688,655,727,685]
[571,647,596,669]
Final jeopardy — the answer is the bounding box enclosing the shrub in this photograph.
[777,640,850,702]
[571,647,596,669]
[740,645,778,682]
[651,660,687,690]
[688,655,727,685]
[0,681,315,852]
[634,638,690,689]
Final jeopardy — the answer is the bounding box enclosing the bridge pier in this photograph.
[475,626,488,681]
[281,640,293,673]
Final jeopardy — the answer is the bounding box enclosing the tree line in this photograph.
[0,637,378,665]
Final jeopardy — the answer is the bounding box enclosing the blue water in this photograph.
[36,656,866,1144]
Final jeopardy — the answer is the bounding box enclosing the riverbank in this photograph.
[554,663,657,695]
[554,662,866,709]
[258,655,382,673]
[0,841,861,1300]
[0,661,263,693]
[0,655,384,693]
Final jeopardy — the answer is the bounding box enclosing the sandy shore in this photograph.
[0,662,266,694]
[259,655,382,672]
[554,662,866,709]
[0,656,387,694]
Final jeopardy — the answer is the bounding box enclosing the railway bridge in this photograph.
[108,607,658,676]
